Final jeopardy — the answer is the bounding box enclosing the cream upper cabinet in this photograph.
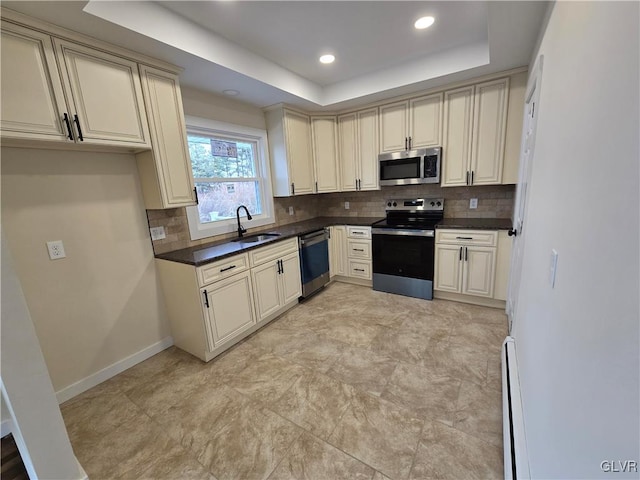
[338,108,379,191]
[379,101,409,152]
[136,65,196,209]
[53,38,150,148]
[379,93,442,153]
[442,78,509,187]
[266,107,314,196]
[357,107,380,191]
[310,116,340,193]
[0,21,69,142]
[338,113,358,191]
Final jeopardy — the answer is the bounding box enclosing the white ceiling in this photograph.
[2,1,550,111]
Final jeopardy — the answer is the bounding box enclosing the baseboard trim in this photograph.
[434,290,506,309]
[1,418,13,437]
[55,337,173,404]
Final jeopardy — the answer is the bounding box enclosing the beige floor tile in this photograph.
[449,322,507,353]
[313,315,391,349]
[270,371,355,440]
[268,432,374,480]
[453,381,503,449]
[485,353,503,393]
[368,329,448,368]
[137,446,216,480]
[274,331,348,373]
[329,390,423,480]
[436,343,491,386]
[226,353,308,403]
[326,346,397,396]
[410,421,503,479]
[197,401,303,480]
[381,362,460,426]
[372,471,393,480]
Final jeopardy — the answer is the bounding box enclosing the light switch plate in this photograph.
[150,226,166,241]
[289,206,294,216]
[469,198,478,209]
[46,240,66,260]
[344,201,350,210]
[549,249,558,288]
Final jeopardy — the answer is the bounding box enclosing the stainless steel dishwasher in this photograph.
[299,228,330,298]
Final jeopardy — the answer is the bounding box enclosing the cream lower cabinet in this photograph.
[156,238,301,362]
[250,237,301,322]
[434,229,512,307]
[330,225,372,285]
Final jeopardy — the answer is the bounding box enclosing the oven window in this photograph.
[372,234,435,280]
[380,157,420,180]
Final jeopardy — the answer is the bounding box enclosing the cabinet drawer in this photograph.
[347,239,371,259]
[436,229,498,247]
[249,237,299,267]
[349,260,372,280]
[347,226,371,239]
[197,253,249,287]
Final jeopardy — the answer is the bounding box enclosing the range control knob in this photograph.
[436,201,442,207]
[387,202,392,207]
[430,201,435,207]
[392,202,397,207]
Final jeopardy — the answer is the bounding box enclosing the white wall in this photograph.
[181,86,267,129]
[512,2,639,478]
[1,148,171,396]
[1,233,85,479]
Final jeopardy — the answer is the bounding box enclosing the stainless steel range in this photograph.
[372,198,444,300]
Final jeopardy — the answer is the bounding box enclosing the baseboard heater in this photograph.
[502,336,530,479]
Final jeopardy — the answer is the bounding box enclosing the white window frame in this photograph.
[185,116,275,240]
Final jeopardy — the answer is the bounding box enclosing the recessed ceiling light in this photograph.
[414,16,435,30]
[223,89,239,96]
[319,54,335,64]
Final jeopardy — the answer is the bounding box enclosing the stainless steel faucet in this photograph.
[236,205,252,237]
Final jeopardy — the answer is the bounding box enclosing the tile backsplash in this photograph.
[147,184,514,254]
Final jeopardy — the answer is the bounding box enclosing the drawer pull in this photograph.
[353,248,365,252]
[220,265,236,272]
[353,232,364,235]
[455,236,473,240]
[354,268,365,272]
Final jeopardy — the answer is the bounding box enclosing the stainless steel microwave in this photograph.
[379,147,441,186]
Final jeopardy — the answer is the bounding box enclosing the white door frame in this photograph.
[507,55,544,334]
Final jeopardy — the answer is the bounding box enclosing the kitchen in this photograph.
[1,2,638,480]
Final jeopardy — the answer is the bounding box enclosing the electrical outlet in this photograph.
[46,240,66,260]
[469,198,478,209]
[150,226,166,241]
[288,206,294,216]
[344,201,350,210]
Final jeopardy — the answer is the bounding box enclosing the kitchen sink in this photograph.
[232,233,281,243]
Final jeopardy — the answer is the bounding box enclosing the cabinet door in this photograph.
[311,116,339,193]
[0,22,70,142]
[53,39,150,147]
[331,226,348,276]
[357,107,379,191]
[410,93,443,148]
[462,246,496,298]
[434,244,463,293]
[470,78,509,185]
[138,65,195,207]
[251,261,282,321]
[284,110,314,195]
[204,271,255,347]
[442,86,474,187]
[338,113,358,191]
[279,252,302,305]
[379,101,408,153]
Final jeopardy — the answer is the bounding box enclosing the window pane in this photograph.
[188,135,256,179]
[195,182,262,224]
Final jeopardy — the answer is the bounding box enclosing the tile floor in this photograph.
[61,282,507,480]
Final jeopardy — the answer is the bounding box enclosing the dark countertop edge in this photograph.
[435,218,513,230]
[154,217,384,267]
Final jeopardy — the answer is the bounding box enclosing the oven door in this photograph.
[372,228,435,300]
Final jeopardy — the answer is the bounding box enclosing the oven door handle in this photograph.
[372,228,434,237]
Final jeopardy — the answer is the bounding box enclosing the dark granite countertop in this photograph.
[436,218,513,230]
[155,216,383,267]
